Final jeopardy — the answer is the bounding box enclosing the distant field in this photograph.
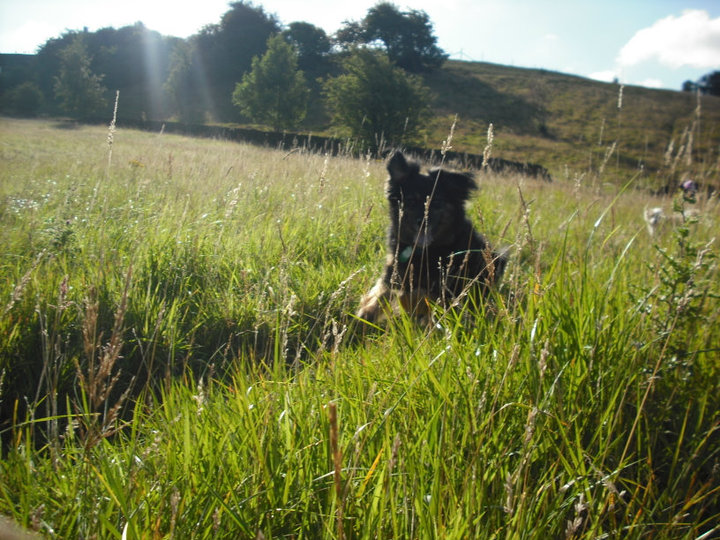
[1,117,718,538]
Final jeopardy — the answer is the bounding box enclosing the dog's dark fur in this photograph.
[357,151,506,323]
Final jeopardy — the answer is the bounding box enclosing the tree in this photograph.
[682,80,697,93]
[323,48,430,147]
[36,26,178,120]
[164,38,212,123]
[6,82,44,116]
[195,1,280,119]
[282,22,331,72]
[232,34,309,130]
[0,54,41,116]
[698,71,720,96]
[89,23,178,120]
[335,2,447,73]
[36,32,78,112]
[53,37,107,120]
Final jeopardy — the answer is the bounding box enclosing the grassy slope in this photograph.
[415,61,720,185]
[0,118,719,538]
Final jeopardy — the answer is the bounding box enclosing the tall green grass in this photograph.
[0,117,718,538]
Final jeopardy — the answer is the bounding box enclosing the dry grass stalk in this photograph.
[75,266,133,448]
[106,90,119,177]
[441,115,457,156]
[329,402,344,540]
[597,141,617,177]
[4,250,46,315]
[482,123,494,170]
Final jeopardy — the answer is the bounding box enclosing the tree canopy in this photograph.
[53,37,108,120]
[698,71,720,96]
[232,34,309,130]
[32,24,179,119]
[282,22,332,73]
[163,38,212,123]
[323,48,431,147]
[196,2,280,85]
[335,2,447,73]
[193,2,280,119]
[682,70,720,96]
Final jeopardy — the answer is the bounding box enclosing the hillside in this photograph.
[415,60,720,187]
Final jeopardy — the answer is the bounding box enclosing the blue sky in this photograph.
[1,0,719,91]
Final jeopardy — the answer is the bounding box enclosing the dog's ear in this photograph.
[387,151,418,181]
[432,170,477,202]
[386,151,420,201]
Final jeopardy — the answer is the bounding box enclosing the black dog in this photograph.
[357,151,506,323]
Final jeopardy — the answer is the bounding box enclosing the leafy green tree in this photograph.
[336,2,447,73]
[698,71,720,96]
[334,21,365,50]
[6,82,44,116]
[164,38,212,123]
[36,26,178,120]
[282,22,332,72]
[323,48,430,146]
[232,34,309,130]
[89,23,178,120]
[0,55,42,116]
[53,37,107,119]
[682,71,720,96]
[35,32,77,112]
[682,80,697,93]
[196,1,280,119]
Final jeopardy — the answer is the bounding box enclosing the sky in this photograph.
[1,0,719,91]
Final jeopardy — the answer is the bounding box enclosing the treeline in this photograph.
[1,24,179,120]
[0,1,449,148]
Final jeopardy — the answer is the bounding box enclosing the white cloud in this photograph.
[588,70,619,83]
[637,78,664,89]
[618,9,720,69]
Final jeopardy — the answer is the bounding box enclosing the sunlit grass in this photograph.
[0,117,718,538]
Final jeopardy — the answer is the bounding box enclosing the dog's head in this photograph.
[385,151,477,247]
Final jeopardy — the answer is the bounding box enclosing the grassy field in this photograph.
[420,61,720,185]
[1,116,719,538]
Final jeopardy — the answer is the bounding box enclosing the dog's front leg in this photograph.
[357,256,397,324]
[357,275,391,323]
